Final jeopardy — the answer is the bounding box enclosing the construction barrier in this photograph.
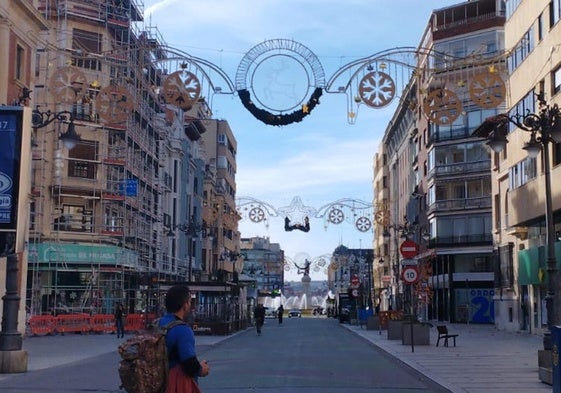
[124,314,145,333]
[29,315,56,336]
[28,313,160,336]
[90,314,116,334]
[55,313,91,334]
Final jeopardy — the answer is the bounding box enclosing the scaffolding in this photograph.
[27,0,177,317]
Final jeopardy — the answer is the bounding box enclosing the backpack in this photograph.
[118,319,185,393]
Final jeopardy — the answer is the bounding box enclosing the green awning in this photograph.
[518,243,561,285]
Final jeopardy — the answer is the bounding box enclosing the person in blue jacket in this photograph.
[159,285,209,393]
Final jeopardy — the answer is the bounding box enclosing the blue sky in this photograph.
[142,0,457,280]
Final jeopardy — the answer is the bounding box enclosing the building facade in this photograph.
[375,0,505,324]
[489,0,561,336]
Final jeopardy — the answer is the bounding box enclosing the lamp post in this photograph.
[474,96,561,350]
[31,106,82,150]
[167,215,206,282]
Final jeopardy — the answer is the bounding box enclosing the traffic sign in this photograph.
[400,240,419,258]
[402,266,419,284]
[400,258,418,266]
[350,275,360,287]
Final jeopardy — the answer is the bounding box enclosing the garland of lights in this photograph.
[238,88,322,126]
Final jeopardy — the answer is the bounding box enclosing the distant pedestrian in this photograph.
[254,304,265,335]
[115,303,125,338]
[277,305,284,324]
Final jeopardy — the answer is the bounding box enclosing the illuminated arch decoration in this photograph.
[235,39,325,126]
[43,41,512,128]
[236,196,373,233]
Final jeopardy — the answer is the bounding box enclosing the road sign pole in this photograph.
[410,284,415,353]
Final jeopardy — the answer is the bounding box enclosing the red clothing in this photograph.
[166,365,201,393]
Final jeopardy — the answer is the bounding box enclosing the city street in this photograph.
[0,317,450,393]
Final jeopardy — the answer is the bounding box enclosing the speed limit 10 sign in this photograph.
[402,266,419,284]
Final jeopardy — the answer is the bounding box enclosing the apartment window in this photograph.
[508,157,537,189]
[72,29,101,71]
[507,29,534,73]
[550,0,561,27]
[553,66,561,95]
[68,141,97,179]
[496,243,514,288]
[55,205,93,232]
[538,12,544,42]
[15,44,25,81]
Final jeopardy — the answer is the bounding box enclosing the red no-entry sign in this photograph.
[400,240,419,258]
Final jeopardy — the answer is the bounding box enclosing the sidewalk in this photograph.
[341,322,551,393]
[2,332,230,374]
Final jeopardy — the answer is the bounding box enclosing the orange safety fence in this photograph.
[124,314,145,333]
[29,313,160,336]
[55,313,91,334]
[90,314,116,334]
[29,315,56,336]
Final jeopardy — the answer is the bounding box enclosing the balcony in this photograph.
[428,233,493,247]
[428,196,492,213]
[429,160,491,178]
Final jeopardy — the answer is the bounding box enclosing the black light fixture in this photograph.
[31,106,81,150]
[473,94,561,350]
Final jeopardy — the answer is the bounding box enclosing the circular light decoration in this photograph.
[328,208,344,224]
[163,70,201,110]
[468,72,505,109]
[355,216,372,232]
[374,210,389,226]
[249,207,266,223]
[49,66,88,104]
[422,88,462,125]
[235,39,325,126]
[95,85,134,123]
[358,71,396,108]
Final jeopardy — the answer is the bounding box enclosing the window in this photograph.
[54,205,93,232]
[72,29,102,71]
[15,44,25,81]
[551,0,561,27]
[553,66,561,95]
[508,157,537,189]
[68,141,97,179]
[496,243,514,288]
[507,29,534,73]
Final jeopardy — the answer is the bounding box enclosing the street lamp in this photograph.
[31,106,82,150]
[167,215,206,282]
[473,95,561,350]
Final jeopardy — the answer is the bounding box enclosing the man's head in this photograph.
[165,285,191,314]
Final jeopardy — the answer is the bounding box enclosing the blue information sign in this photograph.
[0,109,21,227]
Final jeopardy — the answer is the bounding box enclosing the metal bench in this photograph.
[436,325,459,347]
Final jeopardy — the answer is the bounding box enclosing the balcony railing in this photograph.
[428,233,493,247]
[428,196,492,213]
[429,160,491,178]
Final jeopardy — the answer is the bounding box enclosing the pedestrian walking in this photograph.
[114,303,125,338]
[159,285,209,393]
[277,304,284,324]
[253,304,265,335]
